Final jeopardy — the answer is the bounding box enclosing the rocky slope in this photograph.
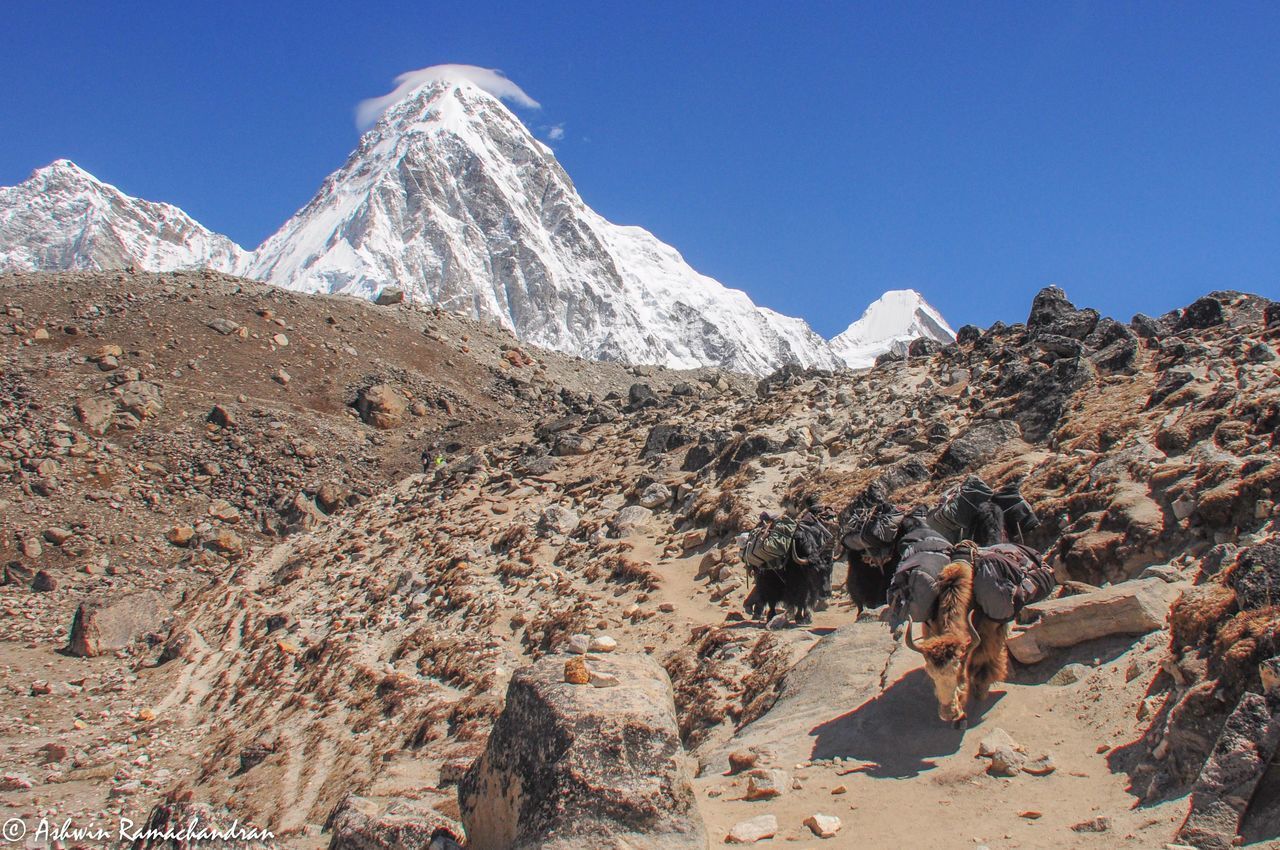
[0,278,1276,849]
[0,161,250,275]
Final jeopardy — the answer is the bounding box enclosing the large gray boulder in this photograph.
[458,654,706,850]
[1007,579,1182,664]
[66,591,168,657]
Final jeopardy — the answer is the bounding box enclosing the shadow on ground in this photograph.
[808,667,1003,778]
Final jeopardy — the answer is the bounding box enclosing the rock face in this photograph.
[1007,579,1182,664]
[66,591,168,657]
[458,653,706,850]
[1176,693,1280,850]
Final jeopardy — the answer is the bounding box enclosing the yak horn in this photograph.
[963,610,983,670]
[903,618,923,654]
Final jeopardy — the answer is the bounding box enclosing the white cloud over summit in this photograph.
[356,64,540,129]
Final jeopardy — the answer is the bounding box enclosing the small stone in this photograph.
[977,727,1023,758]
[589,635,618,653]
[563,657,589,685]
[31,570,57,592]
[831,785,847,795]
[207,318,240,335]
[803,814,842,838]
[43,527,74,545]
[728,751,759,774]
[726,815,777,844]
[744,768,789,801]
[206,529,244,556]
[566,634,590,654]
[137,708,156,722]
[1022,754,1057,776]
[38,743,68,764]
[1070,816,1112,833]
[273,369,291,385]
[589,669,619,688]
[208,404,237,428]
[0,773,34,791]
[166,525,196,547]
[987,748,1026,777]
[658,602,676,613]
[1048,663,1089,686]
[1019,811,1042,820]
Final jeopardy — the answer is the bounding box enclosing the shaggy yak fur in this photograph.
[905,560,1010,726]
[744,559,824,625]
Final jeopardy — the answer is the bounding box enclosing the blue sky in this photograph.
[3,2,1277,335]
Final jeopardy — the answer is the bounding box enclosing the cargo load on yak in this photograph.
[959,542,1057,622]
[885,510,957,626]
[839,501,904,564]
[927,475,1042,545]
[925,475,995,543]
[741,513,799,572]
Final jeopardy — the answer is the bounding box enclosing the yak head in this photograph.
[905,613,981,727]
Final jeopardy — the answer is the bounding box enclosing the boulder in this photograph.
[326,793,462,850]
[374,287,405,306]
[643,424,690,459]
[804,814,842,839]
[74,396,115,435]
[1176,296,1226,330]
[537,505,580,537]
[612,506,654,536]
[1226,542,1280,612]
[356,384,408,429]
[638,482,672,509]
[726,815,777,844]
[206,318,241,335]
[744,767,788,800]
[1026,286,1100,340]
[1007,579,1182,664]
[1176,692,1280,850]
[459,653,705,850]
[628,383,658,408]
[936,419,1022,475]
[116,381,163,420]
[552,433,596,457]
[207,403,237,428]
[66,591,168,657]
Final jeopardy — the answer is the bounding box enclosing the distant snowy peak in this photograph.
[831,289,955,369]
[250,76,843,374]
[0,160,250,275]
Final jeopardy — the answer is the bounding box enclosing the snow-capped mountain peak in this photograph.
[249,70,844,374]
[0,160,250,275]
[831,289,955,368]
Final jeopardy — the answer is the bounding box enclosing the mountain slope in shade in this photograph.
[830,289,955,368]
[248,72,843,374]
[0,160,250,275]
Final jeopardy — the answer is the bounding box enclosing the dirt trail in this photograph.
[695,622,1189,848]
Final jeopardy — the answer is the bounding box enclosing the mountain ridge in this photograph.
[0,78,954,374]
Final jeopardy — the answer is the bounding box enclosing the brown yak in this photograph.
[902,560,1010,727]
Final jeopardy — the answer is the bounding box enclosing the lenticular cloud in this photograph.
[356,64,541,128]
